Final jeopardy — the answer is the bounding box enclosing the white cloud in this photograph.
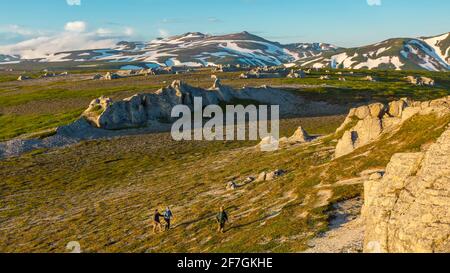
[64,21,87,32]
[124,27,134,36]
[367,0,382,6]
[66,0,81,6]
[0,33,116,59]
[158,29,170,38]
[2,25,33,36]
[0,22,137,60]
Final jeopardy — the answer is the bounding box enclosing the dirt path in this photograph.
[304,197,364,253]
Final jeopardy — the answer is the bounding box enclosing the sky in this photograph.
[1,0,449,57]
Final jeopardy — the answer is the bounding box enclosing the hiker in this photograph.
[163,207,174,231]
[153,209,164,234]
[216,206,229,233]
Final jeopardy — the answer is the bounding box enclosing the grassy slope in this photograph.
[1,113,448,253]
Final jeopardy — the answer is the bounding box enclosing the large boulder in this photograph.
[335,130,357,158]
[369,103,386,118]
[354,105,371,119]
[388,99,408,117]
[352,117,383,147]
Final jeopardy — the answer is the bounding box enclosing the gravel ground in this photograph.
[303,197,365,253]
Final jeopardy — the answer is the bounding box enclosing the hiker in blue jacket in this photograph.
[163,207,174,231]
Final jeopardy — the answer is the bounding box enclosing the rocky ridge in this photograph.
[335,96,450,158]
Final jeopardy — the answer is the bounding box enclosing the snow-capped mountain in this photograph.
[0,31,449,71]
[0,54,21,64]
[298,32,450,71]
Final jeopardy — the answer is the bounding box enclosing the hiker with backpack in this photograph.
[216,206,229,233]
[163,207,174,231]
[153,209,164,234]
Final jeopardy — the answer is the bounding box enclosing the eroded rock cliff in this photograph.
[363,124,450,253]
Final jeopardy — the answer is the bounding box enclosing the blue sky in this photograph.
[1,0,449,50]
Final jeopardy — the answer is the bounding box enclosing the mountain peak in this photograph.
[182,32,206,37]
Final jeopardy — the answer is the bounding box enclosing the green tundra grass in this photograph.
[0,68,449,252]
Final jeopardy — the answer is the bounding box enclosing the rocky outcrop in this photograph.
[404,76,435,86]
[17,75,30,81]
[287,69,306,79]
[83,80,211,129]
[335,97,450,158]
[83,79,344,131]
[362,125,450,253]
[364,76,377,82]
[288,126,311,143]
[103,72,121,80]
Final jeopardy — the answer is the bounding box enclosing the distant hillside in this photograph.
[298,32,450,71]
[0,31,449,71]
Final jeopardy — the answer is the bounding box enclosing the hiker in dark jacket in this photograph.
[153,209,164,234]
[163,207,174,231]
[216,206,229,233]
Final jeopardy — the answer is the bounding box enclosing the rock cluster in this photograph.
[256,169,286,182]
[362,125,450,253]
[335,97,450,158]
[287,69,306,79]
[404,75,435,86]
[240,66,292,79]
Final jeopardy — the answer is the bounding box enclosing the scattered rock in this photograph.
[266,169,286,181]
[226,181,238,190]
[255,170,286,182]
[256,172,267,182]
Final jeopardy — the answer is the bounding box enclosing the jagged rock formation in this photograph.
[362,125,450,253]
[335,97,450,158]
[83,80,228,129]
[289,126,311,143]
[83,79,344,130]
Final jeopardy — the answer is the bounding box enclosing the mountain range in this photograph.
[0,31,449,71]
